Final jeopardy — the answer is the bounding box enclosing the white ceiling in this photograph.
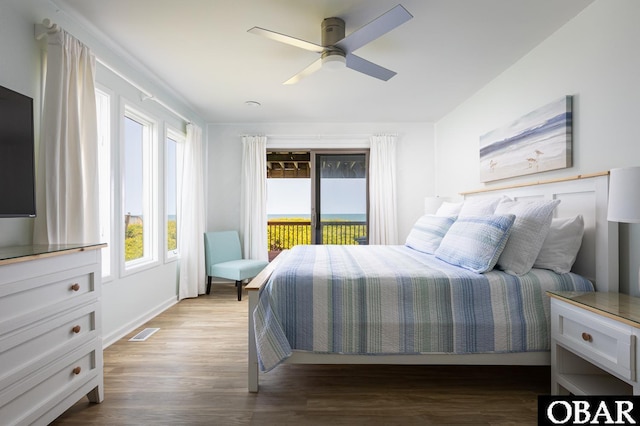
[57,0,593,123]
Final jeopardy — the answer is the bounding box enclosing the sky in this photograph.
[267,178,366,216]
[124,117,178,217]
[124,117,143,216]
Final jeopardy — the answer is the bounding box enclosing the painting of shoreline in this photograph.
[479,96,572,182]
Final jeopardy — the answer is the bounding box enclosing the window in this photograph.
[96,64,189,282]
[95,88,112,278]
[165,129,183,259]
[123,107,157,269]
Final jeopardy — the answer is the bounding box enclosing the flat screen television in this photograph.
[0,84,36,217]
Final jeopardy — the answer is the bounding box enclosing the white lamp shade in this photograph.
[607,167,640,223]
[424,196,444,214]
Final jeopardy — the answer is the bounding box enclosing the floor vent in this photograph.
[129,328,160,342]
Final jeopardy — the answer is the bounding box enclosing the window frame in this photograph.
[164,126,184,262]
[120,101,160,276]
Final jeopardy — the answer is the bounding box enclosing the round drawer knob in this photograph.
[581,332,592,342]
[72,325,81,334]
[72,366,82,375]
[70,283,80,291]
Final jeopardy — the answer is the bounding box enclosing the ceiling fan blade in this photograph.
[336,4,413,53]
[248,27,324,53]
[283,58,323,85]
[346,54,396,81]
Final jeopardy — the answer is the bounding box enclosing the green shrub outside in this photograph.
[125,219,177,261]
[125,223,143,261]
[125,218,361,261]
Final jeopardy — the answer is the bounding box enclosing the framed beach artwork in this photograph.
[479,96,572,182]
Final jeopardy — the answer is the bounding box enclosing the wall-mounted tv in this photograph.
[0,84,36,218]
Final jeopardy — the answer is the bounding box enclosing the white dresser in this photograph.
[549,291,640,395]
[0,244,105,425]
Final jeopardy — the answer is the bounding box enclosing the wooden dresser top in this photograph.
[0,243,106,266]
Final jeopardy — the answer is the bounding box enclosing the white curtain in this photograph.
[240,136,268,261]
[33,30,99,244]
[369,134,398,245]
[178,123,206,300]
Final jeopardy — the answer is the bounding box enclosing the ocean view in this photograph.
[268,213,366,222]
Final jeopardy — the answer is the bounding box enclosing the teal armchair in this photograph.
[204,231,269,301]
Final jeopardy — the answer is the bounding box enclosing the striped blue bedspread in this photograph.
[253,245,594,372]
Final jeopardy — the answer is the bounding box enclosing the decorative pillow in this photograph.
[435,214,516,273]
[458,196,507,217]
[533,215,585,274]
[435,201,463,217]
[405,215,456,254]
[494,199,561,276]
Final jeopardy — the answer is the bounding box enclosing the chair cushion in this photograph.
[204,231,243,265]
[210,259,269,281]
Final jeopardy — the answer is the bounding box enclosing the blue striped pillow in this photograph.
[435,214,516,273]
[405,214,457,254]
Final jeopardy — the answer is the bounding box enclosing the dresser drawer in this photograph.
[0,269,96,330]
[0,340,101,426]
[0,303,98,391]
[0,250,101,325]
[552,299,635,380]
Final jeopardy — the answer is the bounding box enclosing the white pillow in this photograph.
[435,214,516,273]
[533,215,585,274]
[495,199,561,275]
[458,196,506,217]
[405,214,457,254]
[435,201,463,216]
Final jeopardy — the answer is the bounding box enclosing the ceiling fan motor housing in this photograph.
[321,17,345,47]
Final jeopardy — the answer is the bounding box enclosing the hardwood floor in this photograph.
[52,283,549,425]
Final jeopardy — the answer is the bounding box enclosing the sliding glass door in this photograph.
[311,151,369,245]
[266,150,368,258]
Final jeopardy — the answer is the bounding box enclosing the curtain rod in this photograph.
[35,19,191,124]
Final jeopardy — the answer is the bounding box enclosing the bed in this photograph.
[247,172,618,392]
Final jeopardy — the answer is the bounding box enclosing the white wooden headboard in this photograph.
[462,172,618,292]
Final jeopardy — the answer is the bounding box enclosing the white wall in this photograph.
[207,122,435,243]
[0,0,204,345]
[434,0,640,294]
[0,1,42,245]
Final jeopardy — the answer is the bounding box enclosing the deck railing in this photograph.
[267,220,368,259]
[320,221,368,245]
[268,221,312,251]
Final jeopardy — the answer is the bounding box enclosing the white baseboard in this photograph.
[102,295,178,348]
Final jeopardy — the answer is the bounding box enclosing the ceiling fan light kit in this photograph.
[321,50,346,70]
[248,4,413,84]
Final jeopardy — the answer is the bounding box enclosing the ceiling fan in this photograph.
[248,4,413,85]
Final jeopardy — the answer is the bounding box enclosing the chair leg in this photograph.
[206,276,212,295]
[237,280,242,301]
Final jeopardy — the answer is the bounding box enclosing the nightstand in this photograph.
[548,291,640,395]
